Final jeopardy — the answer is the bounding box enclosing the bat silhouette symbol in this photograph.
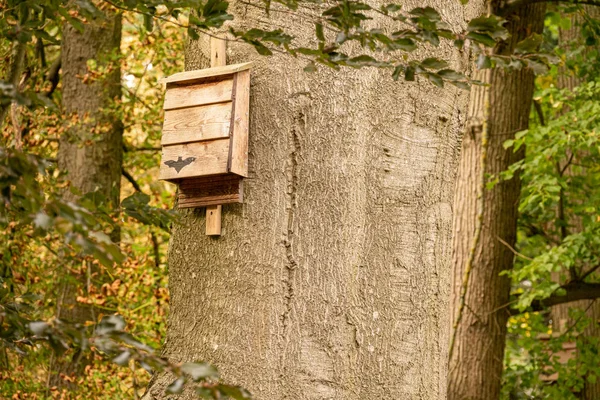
[164,156,196,173]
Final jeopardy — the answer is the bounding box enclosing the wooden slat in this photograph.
[159,139,229,181]
[229,69,250,177]
[161,62,252,84]
[162,102,232,145]
[177,175,243,208]
[163,79,233,110]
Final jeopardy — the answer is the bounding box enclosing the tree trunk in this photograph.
[447,4,545,400]
[144,1,484,398]
[51,10,123,386]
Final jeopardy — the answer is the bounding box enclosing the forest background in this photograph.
[1,0,600,399]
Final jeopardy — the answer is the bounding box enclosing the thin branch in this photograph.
[121,167,162,267]
[578,263,600,282]
[533,99,545,127]
[122,168,142,192]
[497,235,533,261]
[45,55,62,98]
[562,299,596,336]
[521,222,561,245]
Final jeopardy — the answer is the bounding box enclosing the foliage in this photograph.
[0,0,597,397]
[500,8,600,398]
[0,3,251,398]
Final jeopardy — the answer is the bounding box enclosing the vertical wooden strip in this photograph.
[205,205,222,235]
[227,74,238,173]
[210,37,227,67]
[206,37,227,236]
[229,69,250,177]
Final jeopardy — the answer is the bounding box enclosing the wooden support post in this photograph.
[206,37,227,236]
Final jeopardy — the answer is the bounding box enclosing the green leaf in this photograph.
[113,351,131,366]
[437,69,466,81]
[181,362,219,381]
[420,57,448,70]
[304,62,317,72]
[315,23,324,42]
[392,65,404,81]
[467,15,508,40]
[409,7,441,22]
[425,73,444,88]
[381,3,402,14]
[476,54,492,69]
[405,66,415,81]
[467,32,496,47]
[166,377,185,394]
[29,321,50,335]
[514,33,542,54]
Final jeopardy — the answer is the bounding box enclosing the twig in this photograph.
[122,168,142,192]
[45,55,62,98]
[497,235,533,261]
[562,299,596,336]
[578,263,600,282]
[120,168,161,267]
[533,99,545,126]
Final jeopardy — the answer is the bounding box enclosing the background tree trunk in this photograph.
[144,1,484,398]
[447,4,545,400]
[50,10,123,387]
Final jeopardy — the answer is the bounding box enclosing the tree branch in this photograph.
[45,56,61,98]
[501,0,600,16]
[122,168,142,192]
[513,282,600,314]
[121,168,161,267]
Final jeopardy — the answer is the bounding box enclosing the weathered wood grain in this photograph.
[162,102,232,145]
[177,174,243,208]
[159,139,229,181]
[228,69,250,177]
[161,62,252,84]
[163,79,233,110]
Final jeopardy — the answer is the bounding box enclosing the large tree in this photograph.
[51,7,123,386]
[447,2,545,399]
[143,0,485,398]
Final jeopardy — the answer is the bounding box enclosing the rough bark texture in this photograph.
[447,4,545,400]
[144,1,484,398]
[51,11,123,386]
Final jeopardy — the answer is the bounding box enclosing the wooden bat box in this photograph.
[159,62,251,208]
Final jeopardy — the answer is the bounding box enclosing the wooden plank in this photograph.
[163,79,233,110]
[205,205,222,235]
[204,37,229,236]
[179,173,242,189]
[178,177,243,207]
[162,102,232,145]
[161,62,252,84]
[229,69,250,177]
[159,139,229,181]
[178,174,243,206]
[211,37,227,67]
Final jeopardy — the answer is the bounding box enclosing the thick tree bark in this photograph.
[51,10,123,386]
[447,4,545,400]
[144,1,484,398]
